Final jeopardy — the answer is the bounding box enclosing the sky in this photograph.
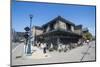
[12,0,96,35]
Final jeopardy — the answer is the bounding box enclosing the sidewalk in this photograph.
[23,46,51,59]
[12,41,95,66]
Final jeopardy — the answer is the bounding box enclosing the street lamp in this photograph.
[29,14,33,31]
[26,14,33,54]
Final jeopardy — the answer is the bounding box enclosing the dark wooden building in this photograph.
[32,16,83,49]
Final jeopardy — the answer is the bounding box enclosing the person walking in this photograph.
[86,40,90,45]
[40,42,47,54]
[43,42,47,54]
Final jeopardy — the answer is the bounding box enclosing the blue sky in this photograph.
[12,0,96,35]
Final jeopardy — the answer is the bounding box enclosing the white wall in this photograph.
[54,21,59,29]
[32,27,43,36]
[71,25,74,32]
[58,20,66,30]
[54,20,67,30]
[46,25,50,32]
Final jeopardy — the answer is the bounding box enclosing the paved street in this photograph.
[11,41,96,66]
[12,42,20,49]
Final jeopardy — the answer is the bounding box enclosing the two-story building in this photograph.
[32,16,83,49]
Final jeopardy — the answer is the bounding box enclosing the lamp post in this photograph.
[30,14,33,31]
[27,14,33,54]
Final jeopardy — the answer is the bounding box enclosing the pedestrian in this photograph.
[43,42,47,54]
[38,42,41,47]
[40,42,47,54]
[86,40,89,45]
[58,43,62,52]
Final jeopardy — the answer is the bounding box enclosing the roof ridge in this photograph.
[42,16,75,27]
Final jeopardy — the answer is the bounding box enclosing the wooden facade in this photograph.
[32,16,83,49]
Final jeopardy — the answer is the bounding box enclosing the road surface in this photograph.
[11,41,96,66]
